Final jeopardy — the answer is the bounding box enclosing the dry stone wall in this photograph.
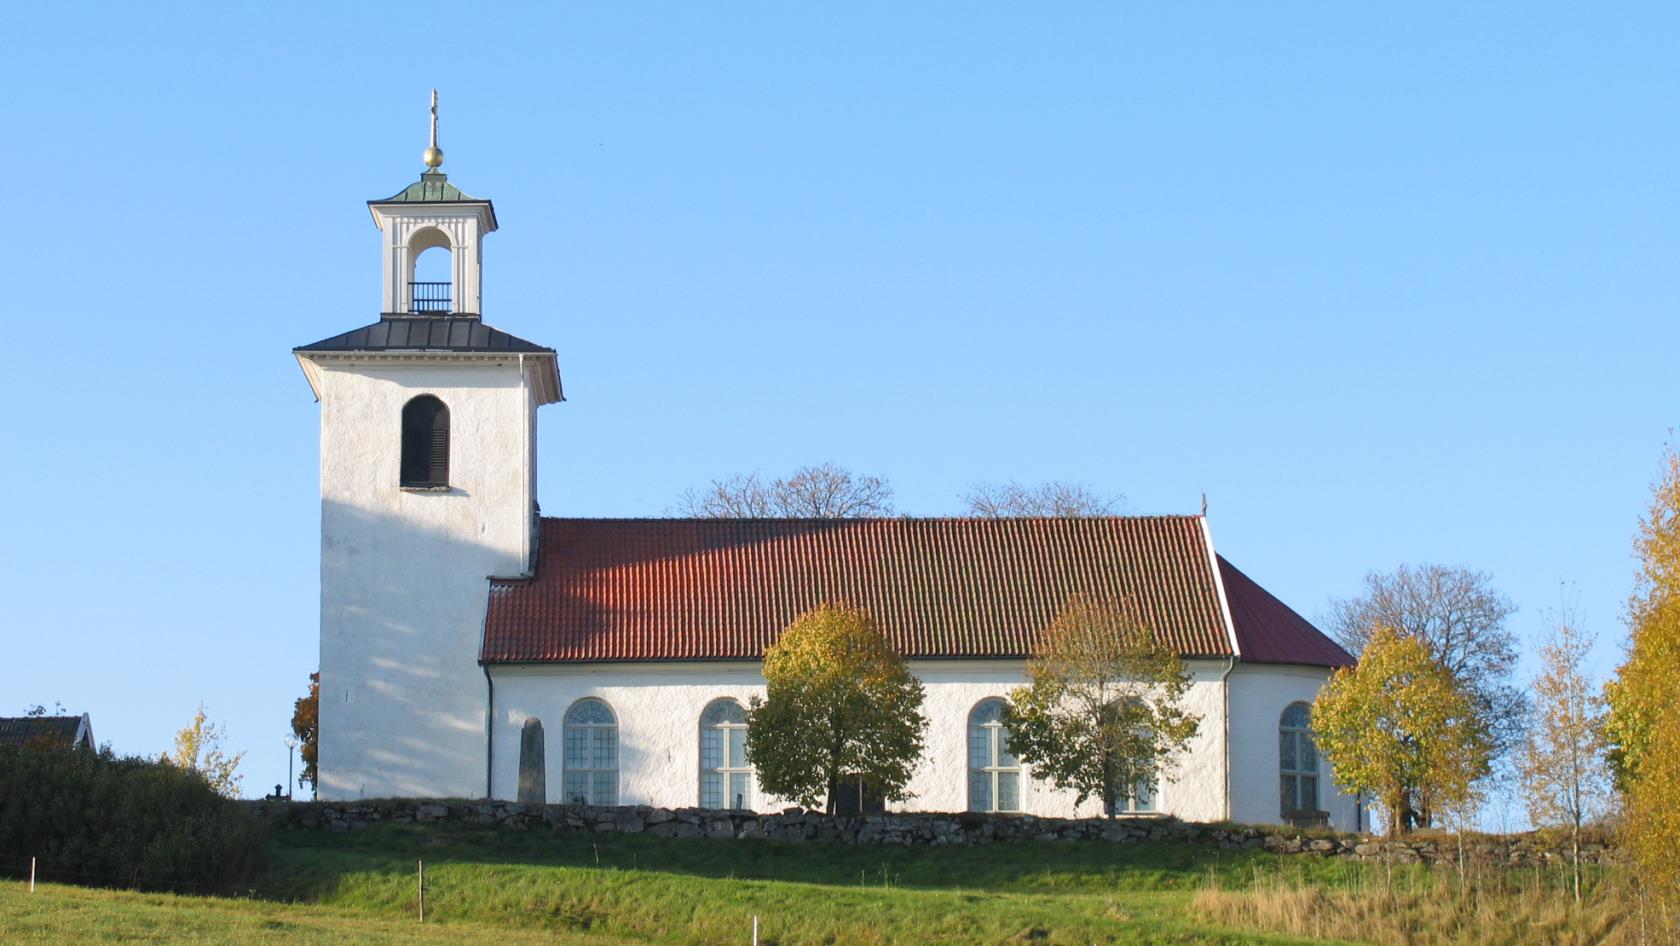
[242,799,1614,868]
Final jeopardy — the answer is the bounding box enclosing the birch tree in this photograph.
[170,704,245,799]
[1520,613,1607,905]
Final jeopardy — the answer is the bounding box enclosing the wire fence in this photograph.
[0,851,448,927]
[0,852,294,899]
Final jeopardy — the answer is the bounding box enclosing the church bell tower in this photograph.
[293,94,563,801]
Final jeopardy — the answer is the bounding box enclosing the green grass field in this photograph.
[0,822,1631,945]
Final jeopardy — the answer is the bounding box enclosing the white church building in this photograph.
[295,125,1359,831]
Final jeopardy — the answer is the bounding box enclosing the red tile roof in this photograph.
[1217,557,1354,668]
[482,517,1346,668]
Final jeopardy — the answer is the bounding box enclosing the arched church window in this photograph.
[1280,702,1319,818]
[400,395,449,488]
[1103,699,1158,815]
[967,698,1021,812]
[699,699,753,809]
[562,698,617,806]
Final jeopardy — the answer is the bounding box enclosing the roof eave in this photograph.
[1199,517,1242,659]
[367,198,498,233]
[294,351,324,402]
[293,348,561,404]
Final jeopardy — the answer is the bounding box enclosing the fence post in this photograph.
[753,914,759,946]
[29,857,36,893]
[418,859,424,923]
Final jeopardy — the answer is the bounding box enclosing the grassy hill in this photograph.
[0,821,1633,945]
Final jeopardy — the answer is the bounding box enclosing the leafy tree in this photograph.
[1001,595,1200,818]
[291,672,319,793]
[1605,444,1680,913]
[963,481,1121,517]
[746,605,927,813]
[675,463,893,518]
[1311,626,1491,835]
[169,704,245,799]
[1327,565,1525,786]
[1520,611,1608,905]
[23,701,65,718]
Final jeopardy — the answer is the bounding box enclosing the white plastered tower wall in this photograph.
[297,138,556,799]
[310,357,539,800]
[487,659,1231,820]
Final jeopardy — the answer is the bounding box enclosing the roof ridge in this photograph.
[536,514,1206,524]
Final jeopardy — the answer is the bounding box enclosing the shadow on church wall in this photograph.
[317,497,522,800]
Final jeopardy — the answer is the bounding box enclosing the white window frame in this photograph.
[968,698,1023,813]
[562,697,618,806]
[699,698,754,809]
[1109,774,1158,815]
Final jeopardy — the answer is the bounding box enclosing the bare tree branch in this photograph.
[674,463,894,518]
[1326,564,1527,765]
[963,481,1122,518]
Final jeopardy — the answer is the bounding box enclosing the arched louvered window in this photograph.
[968,699,1022,812]
[400,395,450,487]
[562,698,617,806]
[1280,702,1319,817]
[699,699,753,809]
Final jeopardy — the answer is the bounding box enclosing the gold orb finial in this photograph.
[423,89,444,169]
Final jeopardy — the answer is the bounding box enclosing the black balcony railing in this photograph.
[409,281,451,313]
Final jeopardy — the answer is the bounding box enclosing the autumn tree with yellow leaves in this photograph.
[1606,445,1680,918]
[747,605,928,814]
[168,704,245,799]
[1311,626,1491,835]
[1520,613,1608,905]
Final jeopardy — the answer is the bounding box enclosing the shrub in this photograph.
[0,743,265,891]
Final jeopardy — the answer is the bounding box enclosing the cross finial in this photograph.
[423,90,445,169]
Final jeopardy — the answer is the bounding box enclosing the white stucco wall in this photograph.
[489,659,1233,820]
[1226,663,1362,831]
[313,357,537,800]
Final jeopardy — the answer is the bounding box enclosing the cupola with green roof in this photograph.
[366,90,497,319]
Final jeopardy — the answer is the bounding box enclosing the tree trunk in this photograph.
[1571,819,1581,907]
[1101,749,1116,820]
[826,723,843,816]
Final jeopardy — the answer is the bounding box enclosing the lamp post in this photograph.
[283,736,298,800]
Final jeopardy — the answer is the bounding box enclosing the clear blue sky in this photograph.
[3,3,1675,806]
